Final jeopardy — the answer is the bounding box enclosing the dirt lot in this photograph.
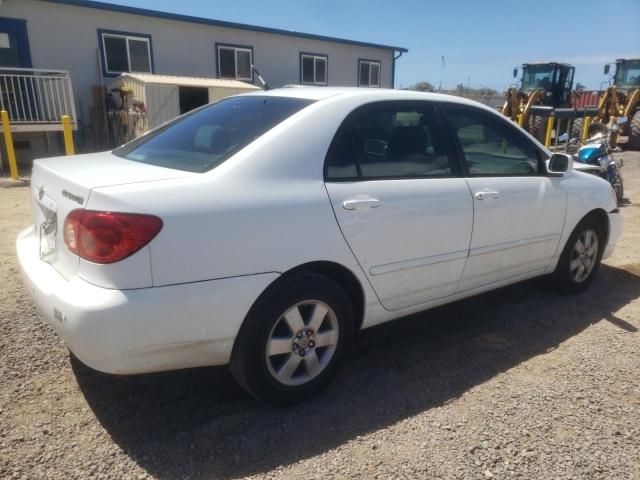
[1,152,639,480]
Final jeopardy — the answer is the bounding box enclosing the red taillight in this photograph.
[64,210,163,264]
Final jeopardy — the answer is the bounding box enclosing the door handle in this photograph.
[342,198,381,210]
[474,190,500,200]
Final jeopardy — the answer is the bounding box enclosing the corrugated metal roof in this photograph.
[116,73,261,89]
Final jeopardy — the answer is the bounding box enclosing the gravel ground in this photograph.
[1,151,639,480]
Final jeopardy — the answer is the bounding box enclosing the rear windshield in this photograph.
[114,95,315,172]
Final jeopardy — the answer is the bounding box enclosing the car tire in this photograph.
[550,216,604,294]
[230,272,354,405]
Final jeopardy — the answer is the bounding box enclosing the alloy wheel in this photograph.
[265,300,339,386]
[569,229,599,283]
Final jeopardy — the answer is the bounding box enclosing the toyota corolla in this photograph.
[17,88,622,403]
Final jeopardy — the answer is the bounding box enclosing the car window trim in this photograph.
[324,100,462,183]
[438,101,548,178]
[432,104,466,177]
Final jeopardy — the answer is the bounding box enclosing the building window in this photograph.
[217,44,253,81]
[99,30,152,75]
[300,53,327,85]
[359,60,381,87]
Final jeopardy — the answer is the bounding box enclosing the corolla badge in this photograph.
[62,189,84,205]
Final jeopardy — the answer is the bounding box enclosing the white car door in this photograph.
[324,102,473,311]
[440,103,567,292]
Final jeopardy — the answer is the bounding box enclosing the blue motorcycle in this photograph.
[561,119,625,205]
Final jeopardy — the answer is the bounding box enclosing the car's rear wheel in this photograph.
[230,272,354,404]
[550,216,604,294]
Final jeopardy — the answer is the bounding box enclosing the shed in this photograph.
[107,73,260,130]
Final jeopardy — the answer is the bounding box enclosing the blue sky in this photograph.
[106,0,639,91]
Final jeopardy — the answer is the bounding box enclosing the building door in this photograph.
[0,18,32,68]
[0,18,34,125]
[179,86,209,114]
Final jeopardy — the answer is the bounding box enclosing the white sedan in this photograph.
[17,88,622,403]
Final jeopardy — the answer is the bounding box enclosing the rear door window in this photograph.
[114,96,314,172]
[325,103,454,180]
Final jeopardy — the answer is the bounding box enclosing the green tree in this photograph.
[409,81,436,92]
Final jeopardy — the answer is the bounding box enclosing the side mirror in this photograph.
[512,68,518,78]
[604,64,610,75]
[617,116,628,125]
[558,133,569,143]
[548,153,572,176]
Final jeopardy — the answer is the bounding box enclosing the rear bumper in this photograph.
[16,226,278,374]
[603,211,623,259]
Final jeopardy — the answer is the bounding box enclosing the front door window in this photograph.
[443,106,541,176]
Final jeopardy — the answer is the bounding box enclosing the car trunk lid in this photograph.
[29,151,194,279]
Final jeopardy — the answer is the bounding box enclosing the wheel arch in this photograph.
[580,208,610,248]
[242,261,366,335]
[280,261,366,333]
[549,207,610,293]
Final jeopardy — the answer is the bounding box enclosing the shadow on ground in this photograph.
[72,264,640,479]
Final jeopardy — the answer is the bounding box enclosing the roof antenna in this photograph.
[251,65,271,90]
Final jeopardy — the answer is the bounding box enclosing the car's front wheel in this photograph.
[230,272,354,404]
[551,216,604,294]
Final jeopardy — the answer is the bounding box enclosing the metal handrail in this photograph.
[0,67,77,126]
[0,67,72,74]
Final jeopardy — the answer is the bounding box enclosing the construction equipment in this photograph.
[502,62,575,138]
[574,58,640,149]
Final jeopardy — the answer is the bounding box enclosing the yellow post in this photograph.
[544,115,555,148]
[582,117,591,142]
[1,110,19,179]
[517,114,523,127]
[61,115,75,155]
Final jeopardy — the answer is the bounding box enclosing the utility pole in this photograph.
[439,56,445,91]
